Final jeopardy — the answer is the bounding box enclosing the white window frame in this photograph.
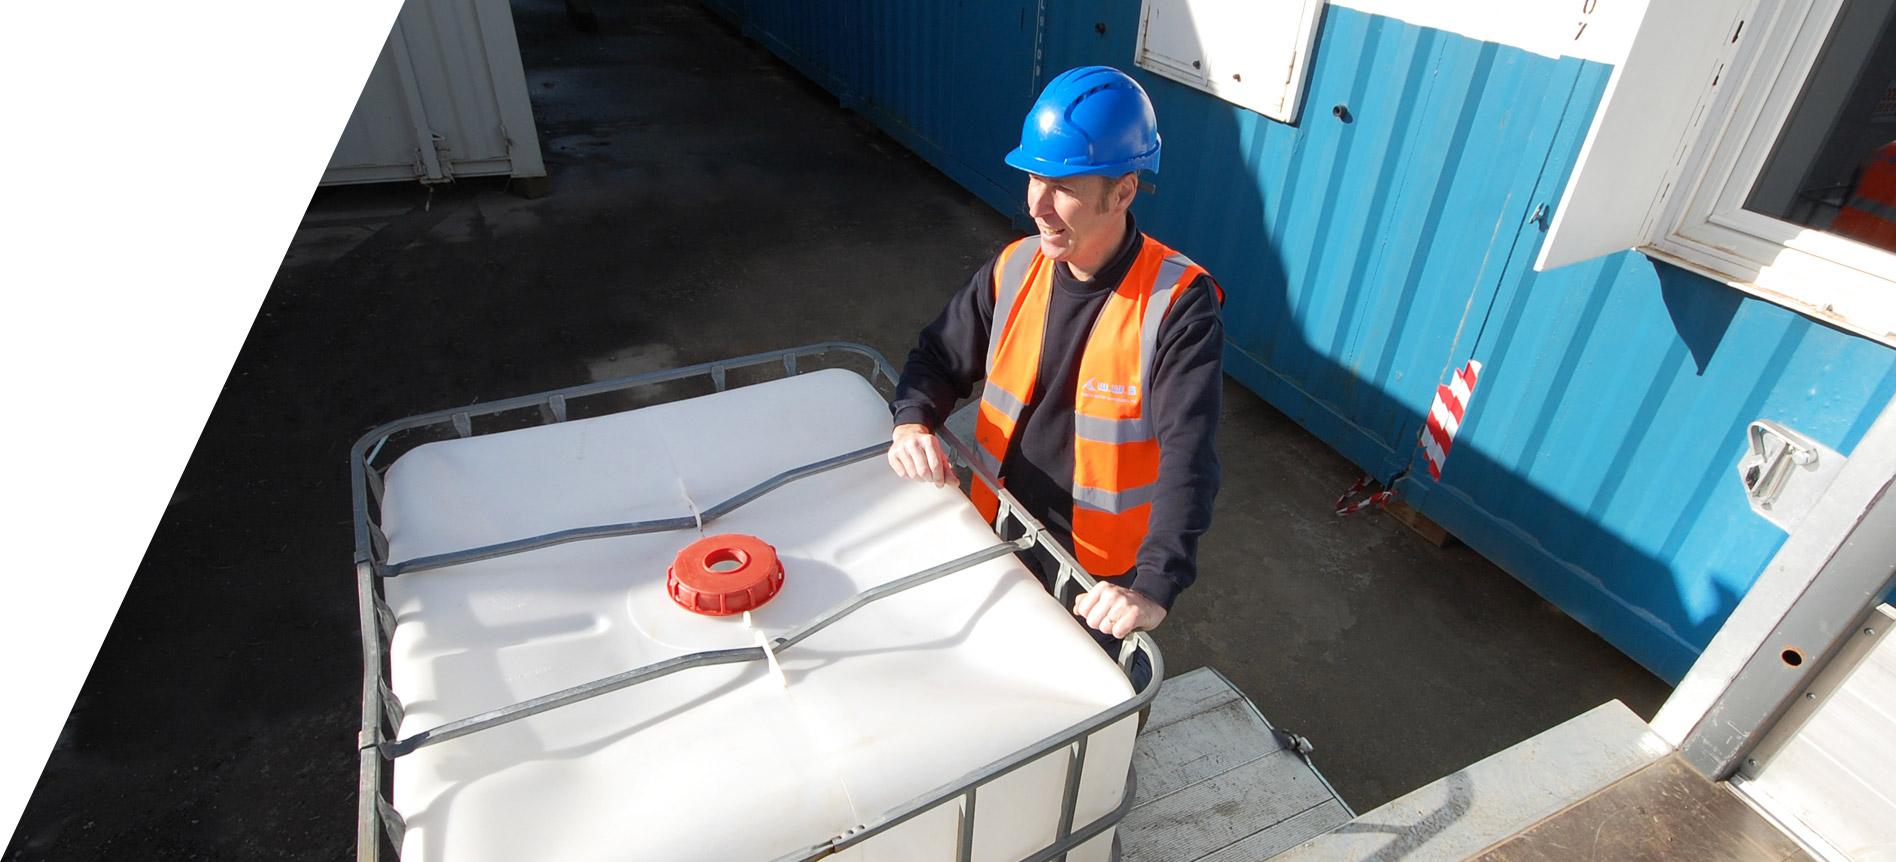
[1133,0,1325,124]
[1646,0,1896,345]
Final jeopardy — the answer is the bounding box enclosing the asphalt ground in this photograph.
[6,0,1669,857]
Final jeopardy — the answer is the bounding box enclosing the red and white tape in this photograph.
[1334,358,1484,517]
[1422,360,1482,480]
[1333,474,1393,517]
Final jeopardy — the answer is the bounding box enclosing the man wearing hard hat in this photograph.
[888,66,1224,670]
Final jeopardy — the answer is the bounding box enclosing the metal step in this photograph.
[1124,667,1352,861]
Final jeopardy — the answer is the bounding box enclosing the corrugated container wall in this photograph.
[704,0,1896,682]
[325,0,546,186]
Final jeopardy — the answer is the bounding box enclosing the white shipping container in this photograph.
[324,0,545,187]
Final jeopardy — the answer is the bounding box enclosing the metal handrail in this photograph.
[352,342,1163,862]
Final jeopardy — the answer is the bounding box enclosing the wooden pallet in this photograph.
[1123,668,1352,861]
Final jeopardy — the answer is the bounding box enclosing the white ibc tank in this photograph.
[378,369,1138,862]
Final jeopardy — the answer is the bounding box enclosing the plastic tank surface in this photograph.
[376,368,1137,861]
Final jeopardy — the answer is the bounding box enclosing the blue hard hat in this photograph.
[1004,66,1161,178]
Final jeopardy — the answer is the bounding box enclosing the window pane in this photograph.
[1746,0,1896,252]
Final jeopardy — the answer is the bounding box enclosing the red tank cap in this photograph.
[666,534,785,616]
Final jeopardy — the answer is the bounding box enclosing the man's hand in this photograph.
[1072,581,1166,640]
[888,423,953,487]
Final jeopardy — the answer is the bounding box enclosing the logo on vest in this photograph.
[1080,377,1140,404]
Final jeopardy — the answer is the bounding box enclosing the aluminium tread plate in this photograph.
[1126,668,1350,861]
[1133,700,1301,807]
[1141,666,1247,734]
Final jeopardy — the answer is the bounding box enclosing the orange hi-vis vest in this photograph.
[970,233,1218,577]
[1834,141,1896,250]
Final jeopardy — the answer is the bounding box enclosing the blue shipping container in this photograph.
[705,0,1896,682]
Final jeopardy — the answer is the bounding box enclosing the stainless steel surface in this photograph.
[1737,604,1896,860]
[1679,467,1896,778]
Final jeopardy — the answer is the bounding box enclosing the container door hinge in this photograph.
[430,131,455,181]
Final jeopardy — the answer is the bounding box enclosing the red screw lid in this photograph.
[666,534,784,616]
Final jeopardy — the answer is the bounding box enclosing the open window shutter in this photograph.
[1536,0,1748,271]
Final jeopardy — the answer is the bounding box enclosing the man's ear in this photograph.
[1115,173,1139,211]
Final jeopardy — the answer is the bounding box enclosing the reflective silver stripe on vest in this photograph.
[973,444,1002,477]
[976,382,1027,477]
[1846,195,1896,222]
[986,240,1039,373]
[976,242,1039,483]
[1138,253,1193,398]
[982,382,1028,422]
[1074,413,1150,444]
[1069,252,1195,514]
[1072,481,1160,513]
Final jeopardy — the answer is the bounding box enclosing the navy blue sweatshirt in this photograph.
[892,217,1223,609]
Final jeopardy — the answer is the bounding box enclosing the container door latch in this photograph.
[1736,420,1844,531]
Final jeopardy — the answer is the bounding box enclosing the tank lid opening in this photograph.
[666,533,785,616]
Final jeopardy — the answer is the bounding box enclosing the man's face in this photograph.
[1026,174,1128,263]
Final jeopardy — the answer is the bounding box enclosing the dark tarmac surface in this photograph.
[6,0,1669,857]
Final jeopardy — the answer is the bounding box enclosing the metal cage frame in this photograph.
[351,342,1163,862]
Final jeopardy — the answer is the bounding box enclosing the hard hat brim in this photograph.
[1004,146,1157,179]
[1004,147,1104,178]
